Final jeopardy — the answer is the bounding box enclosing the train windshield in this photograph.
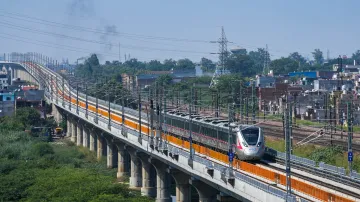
[241,127,259,145]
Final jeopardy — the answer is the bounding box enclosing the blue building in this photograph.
[0,90,15,117]
[0,91,14,101]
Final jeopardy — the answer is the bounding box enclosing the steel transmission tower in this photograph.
[210,26,230,88]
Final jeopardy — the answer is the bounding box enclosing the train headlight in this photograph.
[257,142,262,147]
[242,142,248,147]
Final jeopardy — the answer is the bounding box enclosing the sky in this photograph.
[0,0,359,64]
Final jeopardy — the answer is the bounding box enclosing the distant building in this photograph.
[0,90,15,117]
[14,88,44,108]
[122,69,197,90]
[314,80,354,91]
[289,71,317,79]
[256,75,275,88]
[333,64,360,73]
[0,65,9,89]
[288,71,336,85]
[258,83,302,112]
[136,71,169,89]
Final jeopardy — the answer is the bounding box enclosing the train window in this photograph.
[184,122,189,130]
[219,131,228,141]
[193,124,200,133]
[232,134,237,144]
[202,127,208,136]
[174,119,180,128]
[241,128,259,146]
[212,128,218,138]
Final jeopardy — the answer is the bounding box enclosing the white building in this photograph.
[0,65,9,89]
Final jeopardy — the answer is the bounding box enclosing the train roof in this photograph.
[163,110,258,131]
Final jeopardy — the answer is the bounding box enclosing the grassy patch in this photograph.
[266,138,360,172]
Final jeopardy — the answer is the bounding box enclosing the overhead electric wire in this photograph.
[0,10,211,43]
[0,34,159,61]
[0,13,211,49]
[0,10,305,58]
[0,20,211,55]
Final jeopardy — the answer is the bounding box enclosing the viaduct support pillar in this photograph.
[66,118,72,137]
[71,120,77,143]
[51,104,61,123]
[82,127,89,148]
[151,159,171,202]
[104,136,114,168]
[190,178,218,202]
[128,148,142,188]
[169,169,191,202]
[116,143,127,179]
[138,154,156,197]
[89,130,95,151]
[97,134,103,160]
[76,123,83,146]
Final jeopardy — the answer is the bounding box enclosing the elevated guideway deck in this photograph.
[11,60,360,202]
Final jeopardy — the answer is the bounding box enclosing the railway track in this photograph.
[260,122,360,152]
[259,157,360,200]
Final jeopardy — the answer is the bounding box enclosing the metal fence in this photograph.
[265,148,316,167]
[351,171,360,181]
[319,162,346,176]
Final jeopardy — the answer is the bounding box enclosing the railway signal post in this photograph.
[284,94,292,197]
[85,85,88,118]
[62,77,65,107]
[227,103,235,184]
[162,85,168,152]
[138,87,142,144]
[76,83,79,115]
[347,102,353,174]
[108,90,111,130]
[68,80,71,110]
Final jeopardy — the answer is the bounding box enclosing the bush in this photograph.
[0,159,18,174]
[31,142,54,157]
[309,146,343,164]
[0,168,37,201]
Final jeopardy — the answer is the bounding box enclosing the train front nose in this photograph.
[244,146,264,160]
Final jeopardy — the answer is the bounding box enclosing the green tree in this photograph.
[200,57,216,72]
[75,54,101,78]
[176,58,195,70]
[248,48,270,75]
[270,57,299,74]
[15,108,41,128]
[215,74,244,93]
[225,54,255,76]
[289,52,306,65]
[163,59,176,70]
[124,58,146,69]
[312,49,324,65]
[146,60,166,71]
